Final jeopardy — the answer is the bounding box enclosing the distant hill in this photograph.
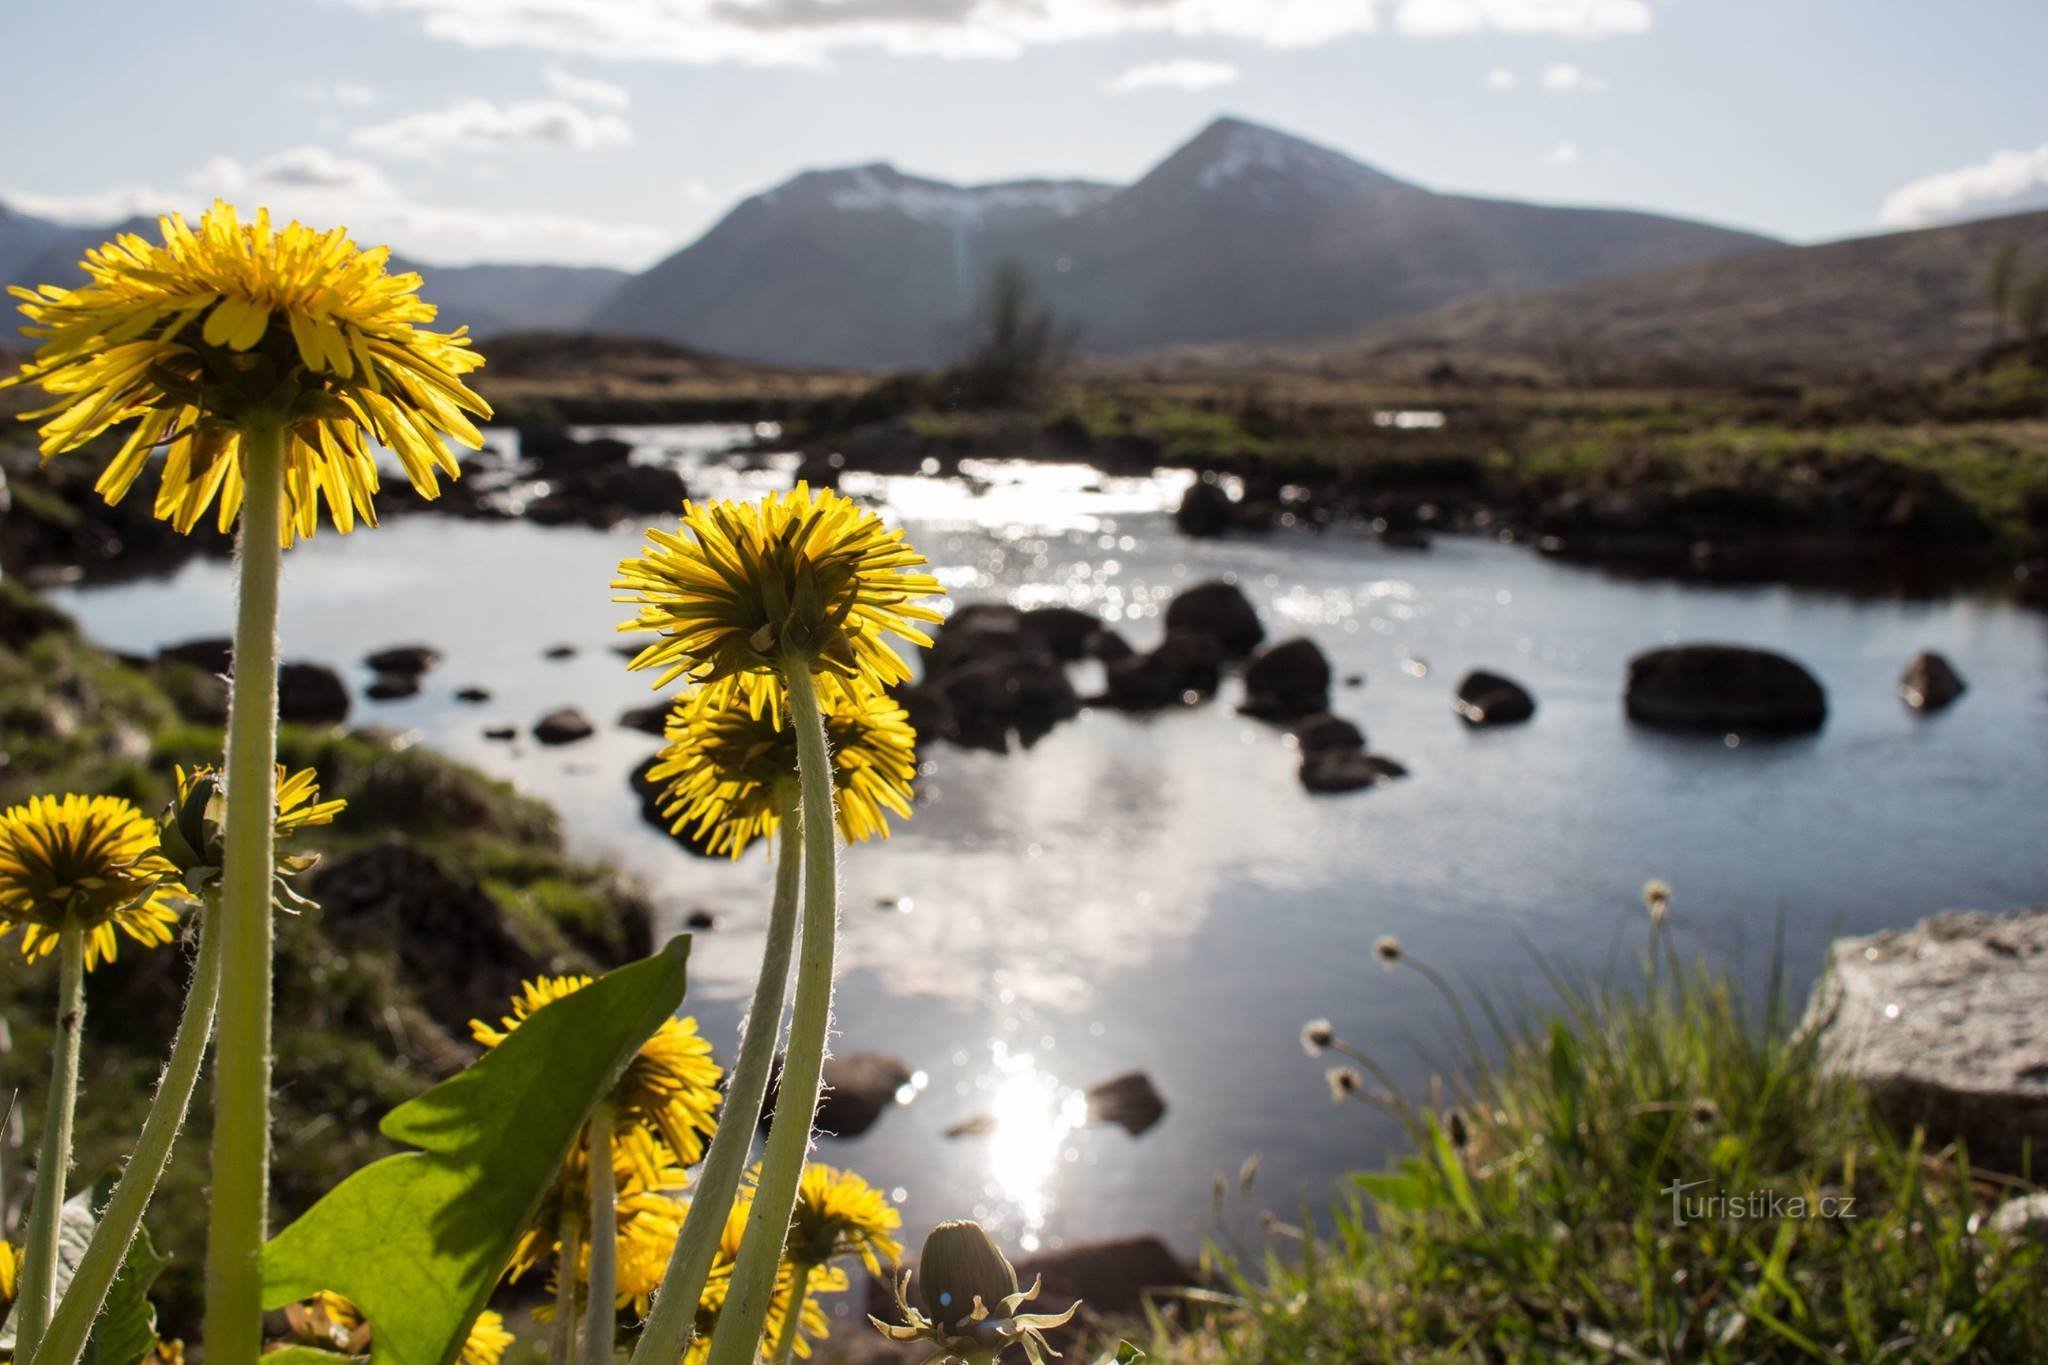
[1318,209,2048,381]
[592,116,1777,368]
[0,204,627,340]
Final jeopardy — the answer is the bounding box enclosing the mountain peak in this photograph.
[1144,115,1412,199]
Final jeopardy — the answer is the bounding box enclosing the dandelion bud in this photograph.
[1374,935,1403,966]
[917,1220,1020,1329]
[1643,879,1672,922]
[1300,1018,1334,1056]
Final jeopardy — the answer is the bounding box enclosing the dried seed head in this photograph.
[1326,1066,1364,1102]
[1374,935,1403,966]
[1300,1018,1335,1056]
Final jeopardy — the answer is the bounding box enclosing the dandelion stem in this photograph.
[38,898,223,1365]
[584,1105,619,1365]
[203,416,286,1363]
[552,1200,585,1365]
[706,664,839,1365]
[15,924,86,1360]
[631,782,803,1365]
[768,1267,813,1365]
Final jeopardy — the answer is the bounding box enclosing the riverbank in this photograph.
[0,581,655,1330]
[1096,936,2048,1364]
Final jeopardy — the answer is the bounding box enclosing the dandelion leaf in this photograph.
[261,936,692,1365]
[84,1223,169,1365]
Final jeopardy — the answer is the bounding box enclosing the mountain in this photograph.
[591,116,1778,367]
[1320,208,2048,381]
[593,164,1117,369]
[386,257,631,337]
[0,203,627,340]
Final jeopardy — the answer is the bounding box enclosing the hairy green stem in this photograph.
[551,1200,585,1365]
[203,417,286,1362]
[705,664,839,1365]
[15,925,86,1360]
[38,899,223,1365]
[767,1266,813,1365]
[583,1107,619,1365]
[629,783,803,1365]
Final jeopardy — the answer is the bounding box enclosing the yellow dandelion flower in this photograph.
[614,484,942,691]
[146,1339,185,1365]
[0,794,185,970]
[0,1240,19,1304]
[502,1126,690,1284]
[666,1194,840,1363]
[2,201,490,545]
[648,672,919,858]
[457,1310,513,1365]
[774,1162,904,1277]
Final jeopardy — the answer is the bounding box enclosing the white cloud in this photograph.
[351,98,633,156]
[1485,67,1518,89]
[6,145,664,267]
[1540,61,1605,92]
[1877,143,2048,229]
[1106,59,1241,94]
[543,65,631,108]
[1393,0,1649,37]
[334,0,1650,66]
[1547,140,1581,165]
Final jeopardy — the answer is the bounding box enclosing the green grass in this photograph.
[1132,946,2045,1363]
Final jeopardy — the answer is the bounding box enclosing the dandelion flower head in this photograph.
[3,202,490,544]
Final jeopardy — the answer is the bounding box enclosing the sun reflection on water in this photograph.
[974,1042,1088,1252]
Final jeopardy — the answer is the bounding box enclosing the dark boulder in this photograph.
[1453,669,1536,726]
[764,1050,913,1139]
[1240,637,1332,721]
[518,426,633,470]
[364,644,440,675]
[1299,746,1382,793]
[365,673,421,702]
[528,463,688,528]
[454,686,492,703]
[1164,580,1264,657]
[1898,650,1966,712]
[617,702,672,735]
[1292,713,1366,754]
[1084,1070,1167,1136]
[278,662,350,726]
[158,636,233,674]
[532,707,595,745]
[922,605,1080,751]
[1102,631,1224,711]
[1019,606,1114,663]
[1174,477,1237,538]
[630,756,719,856]
[1626,644,1826,734]
[483,725,517,741]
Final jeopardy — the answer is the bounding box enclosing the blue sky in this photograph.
[5,0,2044,269]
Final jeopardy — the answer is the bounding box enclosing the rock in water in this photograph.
[1164,580,1265,657]
[1102,631,1224,710]
[1898,650,1966,712]
[364,644,441,675]
[278,662,351,726]
[1085,1070,1168,1136]
[1453,669,1536,726]
[764,1051,914,1138]
[1625,644,1825,734]
[617,702,672,735]
[1802,907,2048,1175]
[1174,478,1237,538]
[1240,637,1332,721]
[365,673,421,702]
[1292,712,1366,754]
[532,707,595,745]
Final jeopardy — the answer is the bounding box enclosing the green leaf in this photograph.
[0,1187,99,1354]
[82,1223,169,1365]
[262,1350,365,1365]
[261,937,692,1365]
[1351,1168,1432,1212]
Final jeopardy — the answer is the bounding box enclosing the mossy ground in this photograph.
[0,583,647,1331]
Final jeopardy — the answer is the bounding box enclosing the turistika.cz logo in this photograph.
[1661,1179,1858,1227]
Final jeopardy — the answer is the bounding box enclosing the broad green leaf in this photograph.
[82,1223,168,1365]
[1351,1169,1432,1212]
[262,937,692,1365]
[263,1350,365,1365]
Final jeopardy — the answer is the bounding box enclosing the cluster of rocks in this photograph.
[150,637,349,727]
[1621,644,1964,733]
[409,426,690,530]
[363,643,440,702]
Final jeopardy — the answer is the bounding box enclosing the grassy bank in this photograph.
[0,581,654,1331]
[1124,948,2046,1363]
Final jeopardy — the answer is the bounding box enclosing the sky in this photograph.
[4,0,2044,271]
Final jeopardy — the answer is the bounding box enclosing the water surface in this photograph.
[53,425,2048,1291]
